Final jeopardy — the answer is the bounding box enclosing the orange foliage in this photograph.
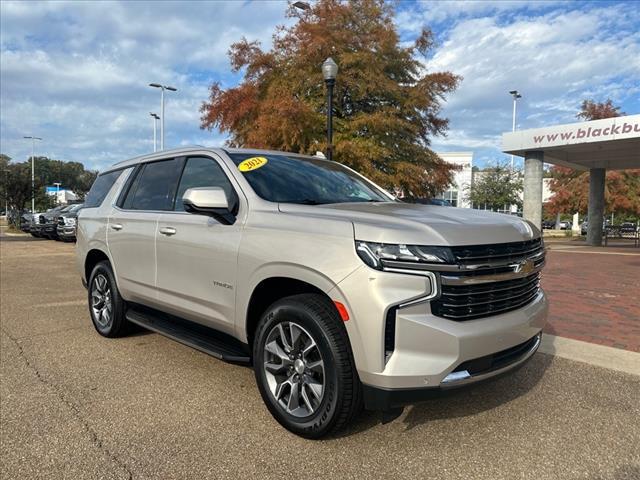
[200,0,461,197]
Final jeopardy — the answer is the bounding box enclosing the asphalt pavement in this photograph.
[1,235,639,479]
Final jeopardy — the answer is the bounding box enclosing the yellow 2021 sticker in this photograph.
[238,156,268,172]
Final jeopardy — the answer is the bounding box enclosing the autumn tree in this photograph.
[577,99,624,121]
[547,99,639,218]
[547,167,640,218]
[465,163,522,211]
[200,0,461,197]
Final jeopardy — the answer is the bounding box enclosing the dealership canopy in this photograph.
[502,114,640,245]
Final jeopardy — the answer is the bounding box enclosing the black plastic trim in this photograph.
[362,336,538,411]
[125,304,250,364]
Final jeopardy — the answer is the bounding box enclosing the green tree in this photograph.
[466,164,523,211]
[0,155,98,226]
[200,0,461,198]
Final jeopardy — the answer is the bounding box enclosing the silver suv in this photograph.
[77,147,548,438]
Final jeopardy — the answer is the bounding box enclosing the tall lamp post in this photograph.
[322,57,338,160]
[53,182,62,205]
[508,90,522,171]
[148,83,177,150]
[23,135,42,213]
[150,113,160,152]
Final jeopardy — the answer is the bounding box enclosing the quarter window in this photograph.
[174,157,236,212]
[122,159,182,211]
[84,170,123,208]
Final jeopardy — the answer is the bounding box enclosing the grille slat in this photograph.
[452,239,543,264]
[432,238,544,321]
[439,280,540,308]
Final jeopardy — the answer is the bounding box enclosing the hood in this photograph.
[278,202,539,246]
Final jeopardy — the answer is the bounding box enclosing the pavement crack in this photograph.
[1,327,135,480]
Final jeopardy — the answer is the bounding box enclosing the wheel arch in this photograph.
[84,248,111,284]
[244,276,334,349]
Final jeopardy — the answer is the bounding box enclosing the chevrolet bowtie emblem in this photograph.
[512,259,535,274]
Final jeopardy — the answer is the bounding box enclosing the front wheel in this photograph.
[253,294,362,439]
[87,260,130,337]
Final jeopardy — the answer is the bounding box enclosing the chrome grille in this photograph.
[431,238,544,321]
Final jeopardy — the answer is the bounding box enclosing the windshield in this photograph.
[228,153,392,205]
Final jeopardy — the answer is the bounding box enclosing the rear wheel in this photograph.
[253,294,362,438]
[88,261,130,337]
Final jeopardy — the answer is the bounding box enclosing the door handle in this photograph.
[110,223,123,231]
[159,226,177,236]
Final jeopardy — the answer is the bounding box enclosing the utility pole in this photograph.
[23,136,42,212]
[150,113,160,152]
[509,90,522,171]
[149,83,177,150]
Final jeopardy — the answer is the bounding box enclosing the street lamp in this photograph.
[149,83,177,150]
[53,182,62,205]
[150,112,160,152]
[23,135,42,213]
[509,90,522,171]
[293,1,311,10]
[322,57,338,161]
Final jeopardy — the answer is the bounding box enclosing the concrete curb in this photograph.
[539,334,640,376]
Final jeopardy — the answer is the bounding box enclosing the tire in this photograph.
[87,260,130,338]
[253,294,362,439]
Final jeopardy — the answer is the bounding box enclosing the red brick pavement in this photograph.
[542,248,640,352]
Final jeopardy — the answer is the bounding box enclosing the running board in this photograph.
[125,306,251,365]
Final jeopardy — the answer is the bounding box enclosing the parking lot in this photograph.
[1,234,639,480]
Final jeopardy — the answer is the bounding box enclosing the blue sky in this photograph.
[1,0,639,172]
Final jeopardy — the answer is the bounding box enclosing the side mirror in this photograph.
[182,187,236,225]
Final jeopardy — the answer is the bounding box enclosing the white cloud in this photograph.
[0,0,292,170]
[416,3,640,165]
[1,0,638,172]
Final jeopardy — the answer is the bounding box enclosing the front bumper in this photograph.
[331,264,548,398]
[362,332,541,410]
[42,223,57,236]
[57,225,77,239]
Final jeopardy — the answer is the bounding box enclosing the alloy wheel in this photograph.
[263,321,325,418]
[91,274,113,328]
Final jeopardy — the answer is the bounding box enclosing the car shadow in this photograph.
[336,352,553,438]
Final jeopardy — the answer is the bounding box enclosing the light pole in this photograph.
[149,83,177,150]
[322,57,338,161]
[3,168,8,215]
[293,1,310,10]
[23,136,42,213]
[53,182,62,205]
[150,113,160,152]
[509,90,522,171]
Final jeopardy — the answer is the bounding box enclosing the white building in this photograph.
[45,186,78,205]
[436,152,473,208]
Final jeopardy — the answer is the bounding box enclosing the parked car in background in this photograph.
[558,220,572,230]
[19,213,32,232]
[541,219,555,230]
[410,198,452,207]
[57,203,83,241]
[30,206,65,239]
[41,205,72,239]
[581,220,617,236]
[29,211,45,237]
[619,222,638,233]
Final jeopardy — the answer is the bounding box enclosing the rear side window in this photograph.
[84,170,123,208]
[174,157,236,212]
[122,159,182,211]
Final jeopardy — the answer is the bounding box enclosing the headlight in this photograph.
[355,241,455,270]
